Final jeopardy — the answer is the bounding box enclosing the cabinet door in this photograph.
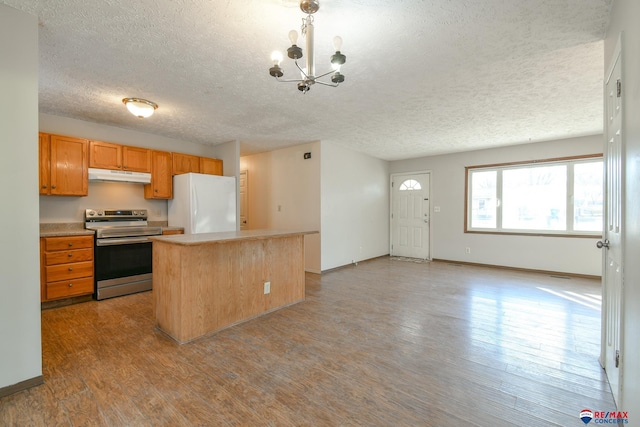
[50,135,89,196]
[123,146,151,172]
[200,157,223,175]
[89,140,122,170]
[172,153,200,175]
[39,133,51,195]
[144,150,173,199]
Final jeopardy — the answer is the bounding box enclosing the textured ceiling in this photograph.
[2,0,611,160]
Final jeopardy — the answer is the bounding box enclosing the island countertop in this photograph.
[150,229,318,246]
[152,229,314,343]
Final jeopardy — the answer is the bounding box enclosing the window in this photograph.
[399,179,421,191]
[466,156,603,236]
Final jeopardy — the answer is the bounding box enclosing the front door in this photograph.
[600,38,624,406]
[391,173,430,259]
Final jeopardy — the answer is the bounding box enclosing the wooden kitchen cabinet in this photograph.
[200,157,223,175]
[41,235,94,302]
[122,146,151,172]
[172,153,200,175]
[39,133,51,195]
[90,140,151,172]
[39,133,89,196]
[144,150,173,199]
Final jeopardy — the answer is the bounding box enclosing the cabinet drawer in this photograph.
[44,235,93,251]
[45,248,93,265]
[46,276,94,300]
[46,261,94,282]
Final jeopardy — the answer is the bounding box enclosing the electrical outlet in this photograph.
[465,247,471,254]
[264,281,271,294]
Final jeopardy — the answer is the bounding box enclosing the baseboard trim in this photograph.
[432,258,601,280]
[321,255,390,274]
[0,375,44,398]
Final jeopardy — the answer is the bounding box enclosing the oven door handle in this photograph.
[96,236,152,246]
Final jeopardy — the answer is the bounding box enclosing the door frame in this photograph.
[390,171,433,260]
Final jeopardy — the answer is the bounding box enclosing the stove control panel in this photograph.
[85,209,148,220]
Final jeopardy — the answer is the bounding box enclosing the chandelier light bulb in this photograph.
[289,30,299,46]
[271,51,283,66]
[333,35,343,51]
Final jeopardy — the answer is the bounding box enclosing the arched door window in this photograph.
[399,179,422,191]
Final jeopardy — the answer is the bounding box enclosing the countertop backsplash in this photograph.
[39,181,168,223]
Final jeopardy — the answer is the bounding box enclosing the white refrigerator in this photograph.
[168,173,237,234]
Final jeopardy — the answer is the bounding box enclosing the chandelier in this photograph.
[269,0,346,93]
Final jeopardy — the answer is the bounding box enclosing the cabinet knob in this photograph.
[155,189,158,192]
[68,267,73,271]
[68,283,73,287]
[68,243,73,247]
[41,185,47,189]
[68,253,73,257]
[51,185,57,189]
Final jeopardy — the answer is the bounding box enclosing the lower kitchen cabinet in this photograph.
[41,235,94,302]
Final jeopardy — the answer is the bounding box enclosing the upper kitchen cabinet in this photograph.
[39,133,51,195]
[144,150,173,199]
[200,157,223,176]
[39,133,89,196]
[172,153,200,175]
[89,140,151,172]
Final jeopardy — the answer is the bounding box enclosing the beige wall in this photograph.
[240,142,321,273]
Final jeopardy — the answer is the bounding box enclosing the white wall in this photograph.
[605,0,640,413]
[215,140,240,178]
[240,142,321,273]
[0,5,42,391]
[320,141,390,271]
[390,135,603,276]
[38,114,222,223]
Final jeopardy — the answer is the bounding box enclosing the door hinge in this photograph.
[616,350,620,368]
[391,181,394,187]
[617,79,622,98]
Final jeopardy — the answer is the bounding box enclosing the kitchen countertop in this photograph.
[40,223,94,237]
[40,222,182,237]
[150,229,318,246]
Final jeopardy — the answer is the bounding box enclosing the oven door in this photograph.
[94,237,153,300]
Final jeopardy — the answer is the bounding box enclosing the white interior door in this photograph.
[391,173,430,259]
[239,169,248,230]
[600,40,623,406]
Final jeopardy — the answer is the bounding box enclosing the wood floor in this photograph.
[1,258,614,426]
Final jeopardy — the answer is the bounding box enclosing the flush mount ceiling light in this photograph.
[122,97,158,118]
[269,0,346,94]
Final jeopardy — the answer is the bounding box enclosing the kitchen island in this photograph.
[150,229,316,343]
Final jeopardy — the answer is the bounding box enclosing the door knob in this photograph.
[597,239,610,249]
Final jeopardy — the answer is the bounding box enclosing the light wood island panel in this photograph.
[151,230,315,343]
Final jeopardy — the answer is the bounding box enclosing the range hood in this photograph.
[88,168,151,184]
